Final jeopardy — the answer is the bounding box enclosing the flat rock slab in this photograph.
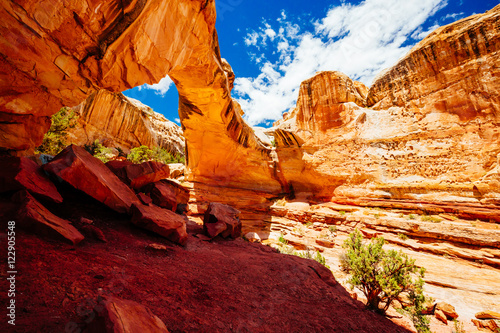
[204,202,242,239]
[130,204,188,245]
[86,296,169,333]
[0,156,63,203]
[13,190,83,245]
[106,160,170,190]
[44,145,140,214]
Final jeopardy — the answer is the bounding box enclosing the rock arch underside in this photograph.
[1,0,500,332]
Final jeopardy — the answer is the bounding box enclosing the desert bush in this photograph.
[127,145,185,164]
[342,229,426,316]
[36,107,78,155]
[84,139,114,163]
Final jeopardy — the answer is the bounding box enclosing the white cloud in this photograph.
[138,76,173,96]
[174,118,180,124]
[234,0,448,126]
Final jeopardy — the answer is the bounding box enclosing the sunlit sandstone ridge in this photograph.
[274,5,500,205]
[0,0,282,191]
[68,90,185,155]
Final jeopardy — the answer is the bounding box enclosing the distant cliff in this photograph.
[68,90,184,155]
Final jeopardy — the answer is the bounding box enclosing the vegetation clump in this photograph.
[127,145,185,164]
[36,107,78,155]
[341,229,428,332]
[84,139,114,163]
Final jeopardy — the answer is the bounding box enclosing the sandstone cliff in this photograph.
[0,0,282,192]
[273,5,500,204]
[68,89,184,154]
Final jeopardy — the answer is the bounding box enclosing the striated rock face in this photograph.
[273,5,500,202]
[68,90,185,154]
[0,0,281,193]
[367,5,500,120]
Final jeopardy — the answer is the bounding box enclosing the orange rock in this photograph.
[44,145,141,214]
[436,302,459,320]
[435,309,448,324]
[68,90,185,155]
[141,180,190,214]
[476,311,500,320]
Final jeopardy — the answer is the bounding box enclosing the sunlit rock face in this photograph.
[274,5,500,202]
[0,0,282,192]
[367,5,500,120]
[68,90,185,154]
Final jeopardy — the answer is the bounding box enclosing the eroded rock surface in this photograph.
[68,90,185,155]
[44,145,140,214]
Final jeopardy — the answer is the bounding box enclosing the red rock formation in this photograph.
[86,296,169,333]
[106,160,170,190]
[203,202,242,239]
[44,145,141,214]
[141,180,190,213]
[13,190,84,245]
[0,156,63,203]
[68,90,185,155]
[130,204,188,245]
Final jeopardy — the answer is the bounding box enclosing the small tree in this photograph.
[127,145,185,164]
[342,229,426,315]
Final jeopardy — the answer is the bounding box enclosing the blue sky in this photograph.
[123,0,499,127]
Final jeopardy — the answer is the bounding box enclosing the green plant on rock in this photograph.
[329,226,337,234]
[296,249,330,269]
[398,233,409,241]
[342,229,427,316]
[36,107,78,155]
[84,139,114,163]
[127,145,185,164]
[408,214,416,220]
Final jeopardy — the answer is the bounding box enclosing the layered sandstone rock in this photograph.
[68,90,185,154]
[273,5,500,202]
[0,0,281,193]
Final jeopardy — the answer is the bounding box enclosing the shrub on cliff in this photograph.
[84,139,114,163]
[127,145,185,164]
[36,107,78,155]
[342,229,427,323]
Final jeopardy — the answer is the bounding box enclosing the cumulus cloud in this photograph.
[234,0,448,125]
[137,76,173,96]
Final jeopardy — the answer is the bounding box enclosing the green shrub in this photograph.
[398,233,409,241]
[127,145,185,164]
[36,107,78,155]
[342,229,426,316]
[296,249,330,269]
[408,214,416,220]
[329,226,337,234]
[84,139,114,163]
[305,222,313,228]
[339,211,346,216]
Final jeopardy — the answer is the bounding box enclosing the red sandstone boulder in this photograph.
[472,318,499,332]
[141,180,189,213]
[130,204,188,245]
[0,156,63,203]
[203,202,241,239]
[435,309,448,324]
[86,296,169,333]
[106,160,170,190]
[43,145,140,214]
[13,191,84,245]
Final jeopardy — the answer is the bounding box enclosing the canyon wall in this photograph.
[68,90,184,154]
[0,0,281,192]
[274,5,500,203]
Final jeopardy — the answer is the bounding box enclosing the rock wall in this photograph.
[0,0,281,192]
[68,89,184,154]
[273,5,500,203]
